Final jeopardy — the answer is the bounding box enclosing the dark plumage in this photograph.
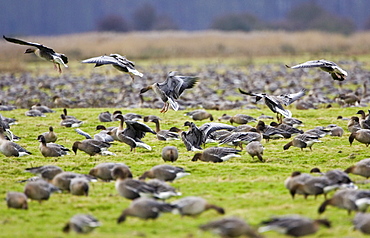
[192,147,241,163]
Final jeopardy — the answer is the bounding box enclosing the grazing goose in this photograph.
[284,171,313,198]
[98,111,112,122]
[63,214,101,234]
[348,116,362,133]
[117,197,175,223]
[51,172,95,192]
[270,122,303,136]
[0,126,31,157]
[70,178,89,196]
[199,122,236,144]
[41,126,57,143]
[286,59,347,81]
[357,110,370,129]
[89,162,129,182]
[6,192,28,209]
[172,196,225,216]
[246,141,264,162]
[60,114,83,127]
[218,130,261,150]
[145,179,182,200]
[349,129,370,147]
[353,212,370,235]
[139,165,190,182]
[24,179,60,203]
[283,134,322,151]
[239,88,306,123]
[192,147,241,163]
[310,168,354,189]
[325,124,344,137]
[345,158,370,179]
[283,117,304,127]
[72,139,113,156]
[37,135,69,157]
[140,71,198,113]
[3,35,68,73]
[318,189,370,215]
[289,175,330,199]
[161,146,179,162]
[24,165,63,182]
[82,54,143,81]
[259,215,331,237]
[185,109,214,121]
[200,217,262,238]
[147,118,179,141]
[218,113,232,122]
[229,114,257,125]
[256,120,291,140]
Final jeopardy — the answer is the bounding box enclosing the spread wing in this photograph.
[81,55,118,66]
[3,35,55,53]
[277,89,306,106]
[286,59,337,69]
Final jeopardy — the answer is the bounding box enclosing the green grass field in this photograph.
[0,105,369,238]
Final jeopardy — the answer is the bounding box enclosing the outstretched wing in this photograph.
[278,89,306,106]
[3,35,55,53]
[81,55,117,67]
[286,59,337,69]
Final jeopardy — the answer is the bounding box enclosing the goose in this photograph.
[270,121,303,136]
[171,196,225,216]
[24,179,60,203]
[286,59,347,81]
[140,71,198,113]
[246,141,264,162]
[185,109,214,121]
[146,117,179,141]
[74,128,114,143]
[63,214,100,234]
[145,179,182,200]
[37,135,69,157]
[82,54,143,81]
[70,178,89,196]
[98,111,112,122]
[3,35,68,73]
[41,126,57,143]
[349,129,370,147]
[259,215,331,237]
[181,121,203,151]
[117,197,175,223]
[217,113,232,122]
[192,147,241,163]
[72,139,113,156]
[347,116,362,133]
[31,103,55,113]
[229,114,256,125]
[283,134,322,151]
[284,171,313,198]
[25,109,45,117]
[325,124,344,137]
[89,162,129,181]
[357,110,370,129]
[51,172,96,192]
[345,158,370,179]
[139,165,190,182]
[6,192,28,209]
[239,88,306,123]
[282,117,304,127]
[60,114,83,127]
[200,217,262,238]
[318,189,370,215]
[256,120,291,140]
[353,212,370,235]
[289,175,330,199]
[24,165,63,182]
[0,126,31,157]
[218,130,261,150]
[161,146,179,162]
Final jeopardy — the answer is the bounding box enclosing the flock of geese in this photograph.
[2,35,370,237]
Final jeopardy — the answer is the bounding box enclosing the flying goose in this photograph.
[140,71,198,113]
[239,88,306,123]
[82,54,143,80]
[259,215,331,237]
[286,59,348,81]
[3,35,68,73]
[63,214,101,234]
[200,217,262,238]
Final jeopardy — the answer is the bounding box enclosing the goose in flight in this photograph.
[3,35,68,73]
[239,88,306,123]
[286,59,348,81]
[81,54,143,80]
[140,71,198,113]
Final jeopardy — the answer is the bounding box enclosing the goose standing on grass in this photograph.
[146,117,179,141]
[259,215,331,237]
[63,214,101,234]
[69,178,89,196]
[89,162,129,182]
[238,88,306,123]
[51,172,96,192]
[345,158,370,179]
[3,35,68,73]
[171,196,225,217]
[286,59,348,81]
[0,126,31,157]
[72,139,113,156]
[6,192,28,209]
[37,135,70,157]
[161,146,179,162]
[24,165,63,182]
[98,111,112,122]
[140,71,198,113]
[283,134,322,151]
[347,116,362,133]
[139,165,190,182]
[357,110,370,129]
[185,109,214,121]
[229,114,257,125]
[285,171,313,198]
[41,126,57,143]
[117,197,176,223]
[200,217,263,238]
[60,114,83,127]
[349,129,370,147]
[24,179,60,203]
[192,147,241,163]
[82,54,143,81]
[246,141,264,162]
